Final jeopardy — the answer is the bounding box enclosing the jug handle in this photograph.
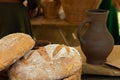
[77,18,91,43]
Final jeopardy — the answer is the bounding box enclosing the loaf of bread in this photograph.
[0,33,35,71]
[9,44,82,80]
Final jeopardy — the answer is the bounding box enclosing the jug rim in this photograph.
[86,9,109,14]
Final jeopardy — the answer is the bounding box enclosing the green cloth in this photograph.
[0,0,39,39]
[99,0,120,44]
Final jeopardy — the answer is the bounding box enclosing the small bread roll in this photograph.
[0,33,35,71]
[9,44,82,80]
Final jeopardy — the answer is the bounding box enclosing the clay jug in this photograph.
[32,40,51,49]
[77,9,114,65]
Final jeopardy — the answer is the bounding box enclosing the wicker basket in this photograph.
[41,0,61,19]
[61,0,102,25]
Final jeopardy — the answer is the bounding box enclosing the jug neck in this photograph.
[87,9,109,23]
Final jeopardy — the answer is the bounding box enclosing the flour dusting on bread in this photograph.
[9,44,82,80]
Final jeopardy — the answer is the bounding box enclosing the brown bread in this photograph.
[0,33,35,71]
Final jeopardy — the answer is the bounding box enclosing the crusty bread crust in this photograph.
[9,44,82,80]
[0,33,35,71]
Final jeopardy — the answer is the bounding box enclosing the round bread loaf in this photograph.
[0,33,35,71]
[9,44,82,80]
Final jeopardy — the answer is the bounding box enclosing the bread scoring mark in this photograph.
[53,45,63,57]
[64,46,70,55]
[53,45,70,57]
[37,47,50,61]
